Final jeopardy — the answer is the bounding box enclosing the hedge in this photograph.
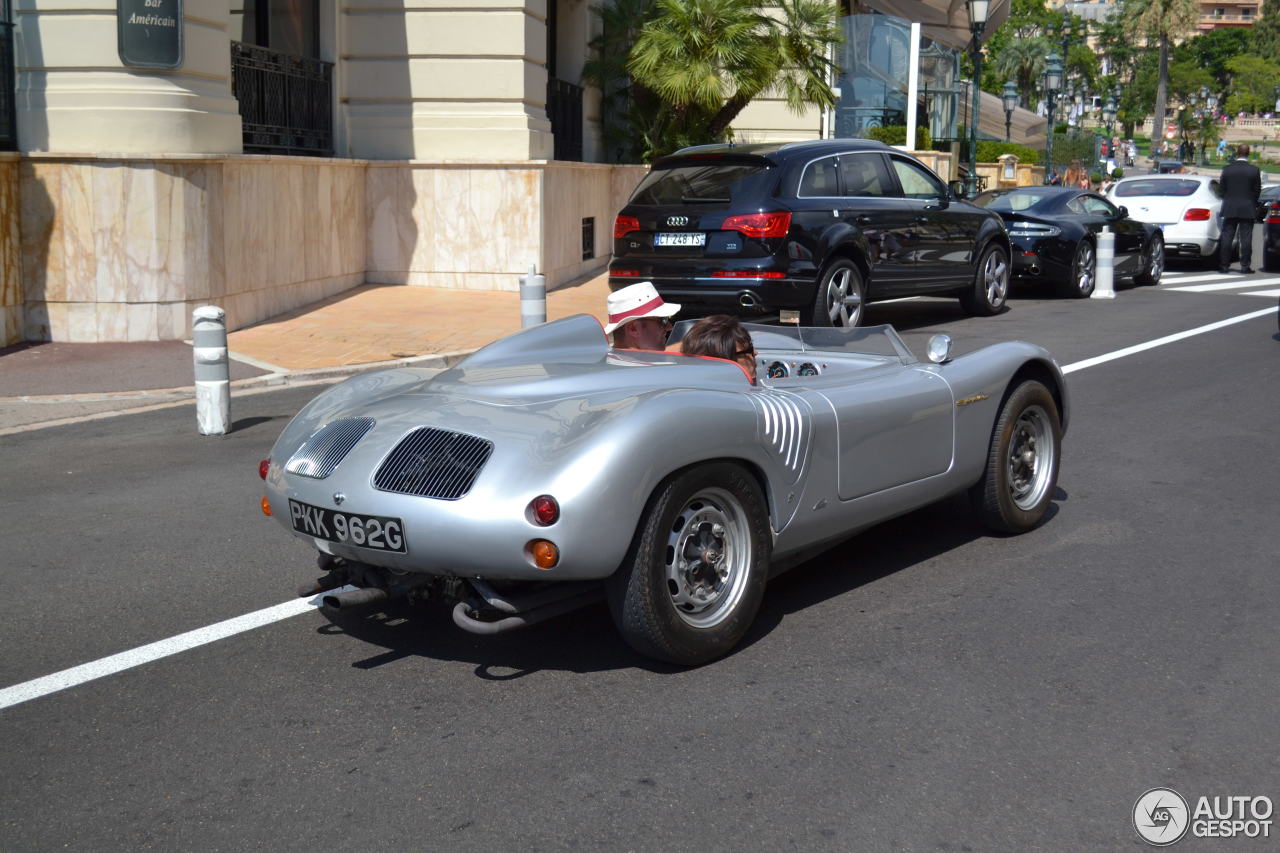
[862,125,933,150]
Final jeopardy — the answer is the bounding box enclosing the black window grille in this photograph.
[231,41,332,156]
[547,78,583,162]
[581,217,594,260]
[0,0,16,151]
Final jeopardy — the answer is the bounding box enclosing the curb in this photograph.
[0,348,478,404]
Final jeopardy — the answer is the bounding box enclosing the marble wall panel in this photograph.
[220,160,245,296]
[92,164,130,304]
[337,166,367,275]
[59,164,97,304]
[0,160,21,346]
[126,302,159,342]
[20,162,63,304]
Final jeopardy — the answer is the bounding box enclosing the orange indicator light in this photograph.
[261,496,272,516]
[529,539,559,569]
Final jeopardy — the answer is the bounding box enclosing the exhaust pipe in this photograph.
[738,291,759,309]
[321,586,389,610]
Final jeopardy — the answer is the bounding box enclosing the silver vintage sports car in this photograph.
[261,315,1068,665]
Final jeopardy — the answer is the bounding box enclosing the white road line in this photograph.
[0,587,354,711]
[1165,277,1280,292]
[1244,288,1280,297]
[4,304,1280,712]
[1062,306,1279,374]
[1161,272,1232,284]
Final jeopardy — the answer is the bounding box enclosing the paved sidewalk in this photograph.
[0,272,613,432]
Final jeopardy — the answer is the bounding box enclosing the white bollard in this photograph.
[1092,227,1116,300]
[520,262,547,328]
[192,306,230,435]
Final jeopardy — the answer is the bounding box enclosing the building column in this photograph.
[14,0,242,154]
[342,0,553,161]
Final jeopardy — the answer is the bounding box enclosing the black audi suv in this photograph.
[608,139,1011,327]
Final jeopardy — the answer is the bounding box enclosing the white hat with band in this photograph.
[603,281,681,334]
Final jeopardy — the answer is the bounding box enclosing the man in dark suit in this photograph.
[1218,144,1262,274]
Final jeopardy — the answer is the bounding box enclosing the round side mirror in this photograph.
[927,334,952,364]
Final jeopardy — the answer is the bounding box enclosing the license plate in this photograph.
[288,499,407,553]
[654,232,705,247]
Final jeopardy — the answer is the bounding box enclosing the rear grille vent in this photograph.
[285,417,375,479]
[373,427,493,500]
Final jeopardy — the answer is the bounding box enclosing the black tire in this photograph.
[1057,240,1096,298]
[959,243,1010,316]
[1134,234,1164,285]
[607,463,771,666]
[970,380,1062,534]
[804,258,865,327]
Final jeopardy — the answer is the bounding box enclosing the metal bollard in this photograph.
[1092,227,1116,300]
[520,262,547,328]
[192,306,230,435]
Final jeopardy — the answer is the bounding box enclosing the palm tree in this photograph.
[626,0,839,157]
[990,37,1050,106]
[1125,0,1199,154]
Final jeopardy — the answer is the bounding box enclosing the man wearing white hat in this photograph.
[604,281,681,351]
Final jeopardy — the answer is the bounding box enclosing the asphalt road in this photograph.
[1,271,1278,852]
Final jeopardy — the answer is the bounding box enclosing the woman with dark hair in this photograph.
[680,314,757,384]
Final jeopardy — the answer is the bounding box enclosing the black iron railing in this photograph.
[231,41,332,156]
[0,0,16,151]
[547,77,583,162]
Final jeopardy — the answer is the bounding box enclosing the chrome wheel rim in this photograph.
[1075,243,1095,296]
[1148,238,1164,282]
[824,267,863,327]
[664,487,751,628]
[1007,404,1055,511]
[983,248,1010,306]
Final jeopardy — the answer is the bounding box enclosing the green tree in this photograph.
[581,0,659,162]
[988,37,1052,104]
[1250,0,1280,59]
[1223,54,1280,115]
[1124,0,1200,153]
[1175,27,1250,93]
[624,0,840,159]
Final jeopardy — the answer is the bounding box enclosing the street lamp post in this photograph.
[1002,80,1019,142]
[966,0,990,196]
[1102,96,1116,138]
[1043,53,1063,184]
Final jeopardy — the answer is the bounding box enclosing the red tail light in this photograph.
[722,212,791,238]
[611,269,640,278]
[1183,208,1211,221]
[711,271,786,279]
[529,495,559,526]
[259,459,270,480]
[614,215,640,239]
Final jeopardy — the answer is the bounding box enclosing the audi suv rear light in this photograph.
[721,212,791,238]
[614,216,640,238]
[1183,208,1211,221]
[711,271,786,279]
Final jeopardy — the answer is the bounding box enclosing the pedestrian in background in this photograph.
[1218,143,1262,275]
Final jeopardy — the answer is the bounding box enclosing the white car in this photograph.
[1105,174,1222,265]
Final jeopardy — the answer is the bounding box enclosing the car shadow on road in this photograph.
[310,490,1068,676]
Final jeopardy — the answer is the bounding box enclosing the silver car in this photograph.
[262,315,1068,665]
[1106,174,1222,264]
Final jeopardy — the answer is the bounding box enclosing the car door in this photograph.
[888,154,977,288]
[1080,193,1146,274]
[835,151,915,289]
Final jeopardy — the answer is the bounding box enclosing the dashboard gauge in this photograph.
[766,361,789,379]
[797,363,820,376]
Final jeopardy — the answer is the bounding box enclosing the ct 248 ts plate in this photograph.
[288,499,407,553]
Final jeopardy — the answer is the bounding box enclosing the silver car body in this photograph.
[265,315,1068,583]
[1106,174,1222,259]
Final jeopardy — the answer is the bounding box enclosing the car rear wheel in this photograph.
[1134,234,1164,285]
[1058,240,1096,298]
[970,380,1062,534]
[959,243,1010,316]
[607,462,770,666]
[805,259,865,327]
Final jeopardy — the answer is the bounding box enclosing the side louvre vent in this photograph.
[753,393,810,472]
[285,417,376,479]
[374,427,494,500]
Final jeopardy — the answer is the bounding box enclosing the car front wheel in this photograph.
[960,243,1010,316]
[806,258,865,327]
[1058,240,1096,298]
[971,380,1062,534]
[608,463,770,666]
